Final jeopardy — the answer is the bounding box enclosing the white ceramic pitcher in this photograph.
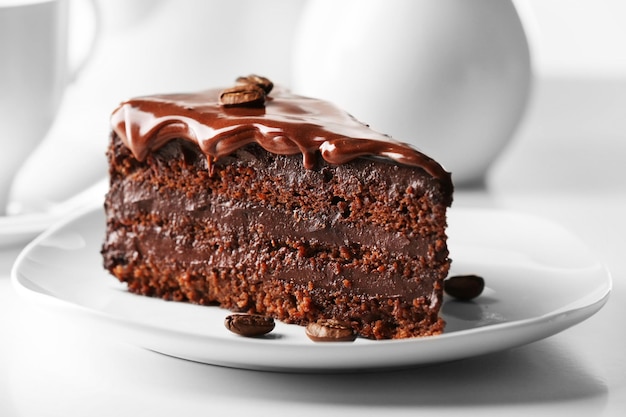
[292,0,531,187]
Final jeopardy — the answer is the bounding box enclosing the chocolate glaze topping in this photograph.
[110,82,452,190]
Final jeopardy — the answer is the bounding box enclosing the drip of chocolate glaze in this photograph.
[110,86,452,190]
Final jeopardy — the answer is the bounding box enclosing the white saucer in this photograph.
[11,205,611,372]
[0,179,107,247]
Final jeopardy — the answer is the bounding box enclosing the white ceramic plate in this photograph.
[0,179,107,247]
[11,205,611,372]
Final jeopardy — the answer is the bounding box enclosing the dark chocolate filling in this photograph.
[109,186,437,299]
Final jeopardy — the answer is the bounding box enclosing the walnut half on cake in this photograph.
[101,76,453,340]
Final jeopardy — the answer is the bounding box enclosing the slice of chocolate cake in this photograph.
[102,76,453,340]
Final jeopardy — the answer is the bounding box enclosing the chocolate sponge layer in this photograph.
[102,135,451,339]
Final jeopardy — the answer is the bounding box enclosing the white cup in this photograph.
[0,0,96,215]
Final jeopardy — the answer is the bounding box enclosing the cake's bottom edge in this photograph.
[103,249,448,340]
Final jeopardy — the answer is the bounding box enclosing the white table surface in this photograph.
[1,76,625,416]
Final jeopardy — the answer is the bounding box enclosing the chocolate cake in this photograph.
[102,76,453,340]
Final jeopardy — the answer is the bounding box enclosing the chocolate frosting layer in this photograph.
[110,85,452,189]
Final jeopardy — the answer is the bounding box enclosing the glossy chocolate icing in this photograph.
[110,85,452,190]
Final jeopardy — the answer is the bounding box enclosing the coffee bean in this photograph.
[305,319,356,342]
[236,74,274,94]
[444,274,485,300]
[224,314,275,337]
[219,84,266,107]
